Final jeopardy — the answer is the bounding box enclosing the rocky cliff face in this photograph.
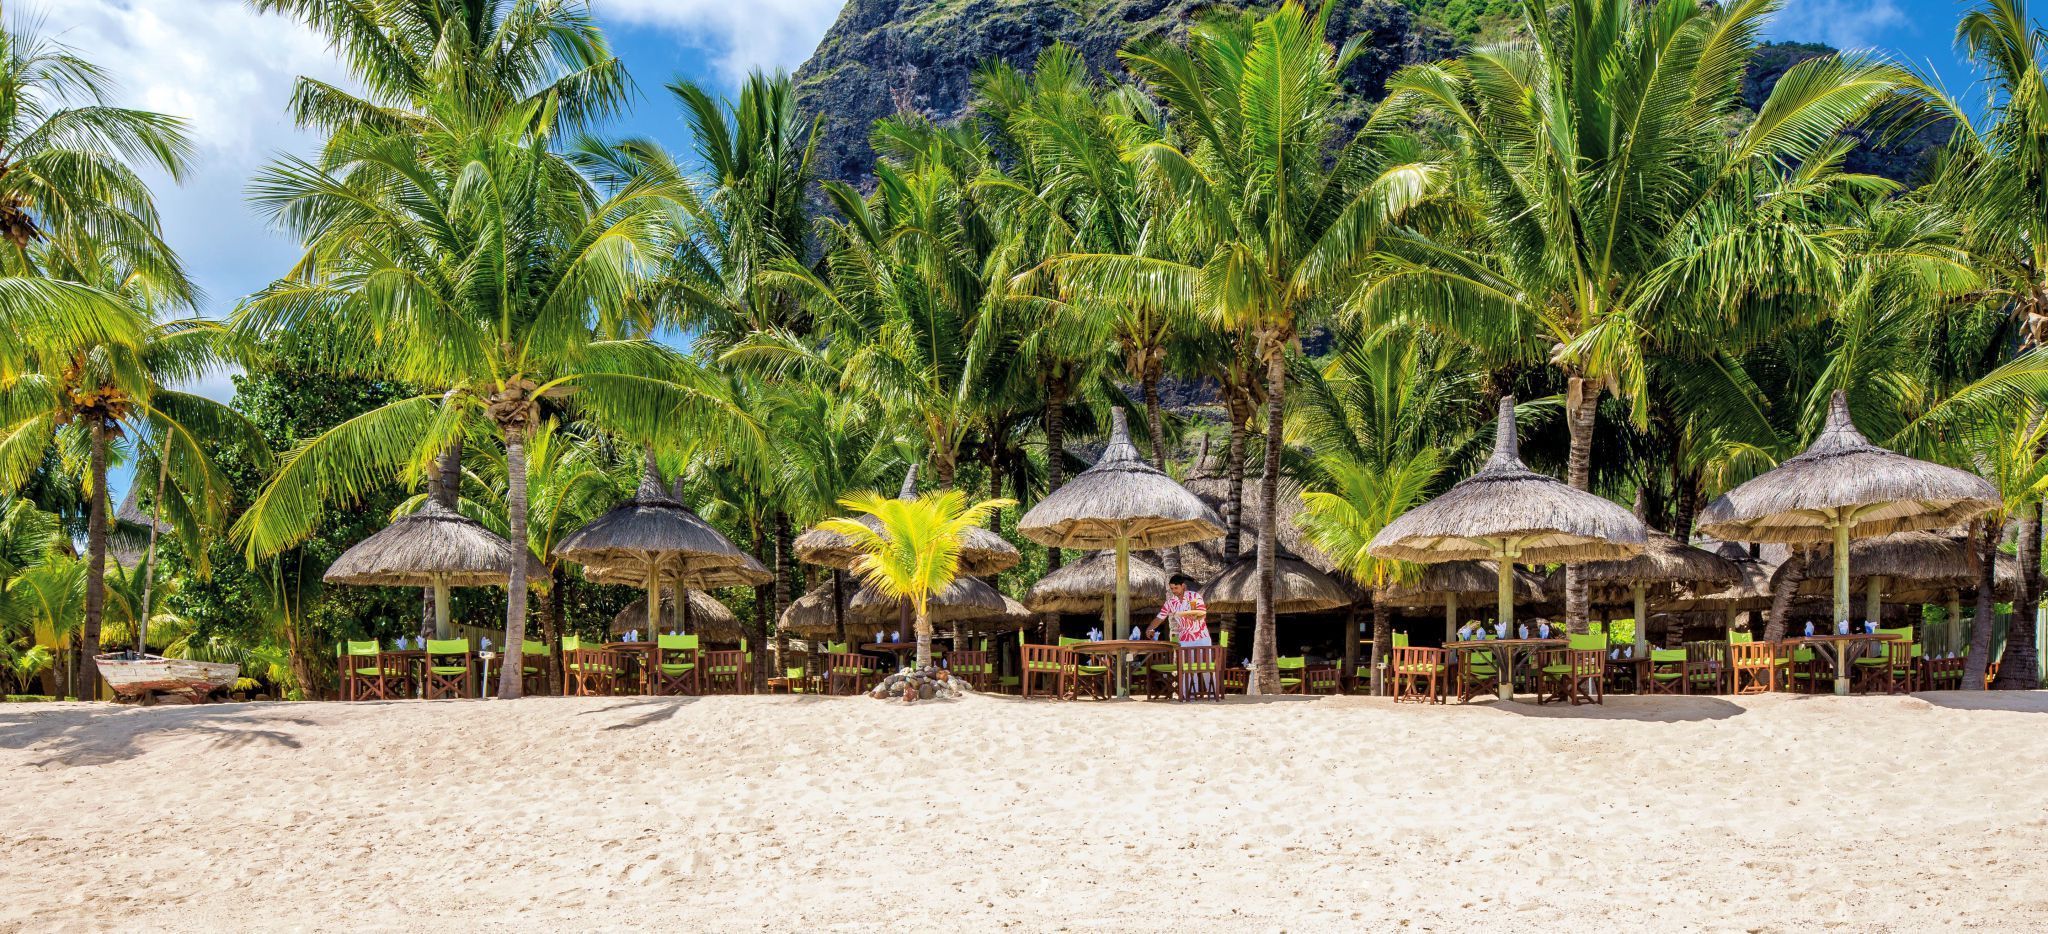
[793,0,1455,184]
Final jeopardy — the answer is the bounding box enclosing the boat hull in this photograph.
[93,654,239,700]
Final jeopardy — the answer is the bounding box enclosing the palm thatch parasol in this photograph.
[554,455,751,637]
[1378,561,1548,641]
[1019,408,1224,642]
[846,575,1010,626]
[325,499,527,638]
[1699,390,2000,637]
[583,551,769,633]
[1772,531,2020,610]
[779,582,845,638]
[793,465,1021,576]
[1024,551,1168,640]
[1567,531,1742,651]
[611,590,740,641]
[1203,547,1354,614]
[1370,396,1647,640]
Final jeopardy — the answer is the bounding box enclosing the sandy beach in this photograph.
[5,691,2047,932]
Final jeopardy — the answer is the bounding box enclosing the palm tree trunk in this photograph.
[1224,410,1248,562]
[543,566,565,696]
[774,510,792,673]
[136,440,169,654]
[1249,346,1285,695]
[1965,519,2000,691]
[80,417,109,699]
[496,424,531,699]
[1369,597,1390,696]
[1995,497,2043,689]
[1041,383,1066,644]
[1763,547,1806,641]
[914,606,933,670]
[1141,374,1182,576]
[422,440,463,640]
[1563,377,1597,635]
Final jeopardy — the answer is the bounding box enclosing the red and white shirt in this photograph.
[1155,590,1209,644]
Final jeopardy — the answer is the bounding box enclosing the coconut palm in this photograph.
[234,95,742,699]
[0,243,260,697]
[1358,0,1910,630]
[1031,3,1436,692]
[818,489,1013,669]
[249,0,627,138]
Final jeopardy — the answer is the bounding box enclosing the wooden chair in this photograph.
[1728,641,1778,694]
[1019,644,1075,699]
[561,636,619,696]
[1644,648,1688,695]
[947,650,992,692]
[1173,645,1226,702]
[339,640,400,701]
[1684,640,1728,695]
[1922,653,1965,691]
[422,638,473,700]
[1390,646,1446,704]
[1854,637,1918,695]
[701,649,749,694]
[649,634,699,695]
[1275,656,1309,694]
[518,639,550,696]
[1537,635,1605,706]
[1455,648,1501,702]
[1304,665,1341,695]
[1222,667,1248,694]
[826,652,877,695]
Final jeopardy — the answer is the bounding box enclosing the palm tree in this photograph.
[818,489,1013,669]
[0,246,259,698]
[1292,325,1475,691]
[235,96,741,699]
[249,0,627,139]
[1033,3,1434,692]
[1360,0,1909,630]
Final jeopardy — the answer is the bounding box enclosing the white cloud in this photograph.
[1770,0,1912,52]
[597,0,843,82]
[32,0,355,403]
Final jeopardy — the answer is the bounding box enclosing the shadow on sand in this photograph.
[1915,690,2048,714]
[0,704,313,768]
[1488,695,1746,722]
[582,697,700,730]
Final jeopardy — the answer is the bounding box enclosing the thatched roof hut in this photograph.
[1370,397,1646,633]
[611,590,740,641]
[1203,548,1355,614]
[1573,531,1743,598]
[1377,561,1546,607]
[845,576,1012,626]
[554,458,750,577]
[1371,398,1647,565]
[326,500,522,588]
[1019,408,1224,639]
[1023,551,1169,615]
[1771,532,2021,603]
[793,465,1021,577]
[1699,392,2001,545]
[779,582,846,637]
[1020,409,1225,551]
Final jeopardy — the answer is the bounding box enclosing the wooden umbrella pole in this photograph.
[434,578,451,640]
[1444,591,1458,643]
[1831,516,1851,629]
[1114,535,1132,697]
[1633,583,1648,655]
[1496,540,1520,701]
[646,555,660,639]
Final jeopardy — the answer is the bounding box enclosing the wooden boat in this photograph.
[94,652,239,702]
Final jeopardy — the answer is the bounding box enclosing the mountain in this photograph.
[793,0,1457,185]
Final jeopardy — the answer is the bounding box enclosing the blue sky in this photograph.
[32,0,2015,503]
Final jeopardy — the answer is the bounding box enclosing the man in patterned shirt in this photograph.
[1146,574,1209,646]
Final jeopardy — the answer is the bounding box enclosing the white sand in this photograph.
[4,691,2047,932]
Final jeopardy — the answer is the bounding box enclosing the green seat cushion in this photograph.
[1852,657,1889,667]
[1025,661,1065,672]
[429,666,468,676]
[1541,664,1572,675]
[353,667,386,676]
[1465,666,1496,676]
[1077,665,1109,675]
[1652,673,1684,681]
[1399,664,1446,674]
[659,664,695,675]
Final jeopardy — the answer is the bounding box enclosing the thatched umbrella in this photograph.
[585,552,769,634]
[1203,547,1353,615]
[779,582,844,638]
[847,576,1010,628]
[554,456,751,636]
[611,590,740,641]
[1571,531,1742,652]
[1024,551,1169,638]
[1019,408,1224,642]
[1378,561,1548,642]
[793,465,1021,576]
[1700,391,2000,638]
[325,500,524,639]
[1771,531,2019,617]
[1370,397,1647,638]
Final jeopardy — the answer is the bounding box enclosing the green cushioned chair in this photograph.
[1645,648,1687,695]
[340,640,399,700]
[1275,656,1307,694]
[423,638,472,699]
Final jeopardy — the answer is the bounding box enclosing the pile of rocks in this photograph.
[868,666,969,703]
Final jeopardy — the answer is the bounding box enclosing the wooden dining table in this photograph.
[1442,638,1566,701]
[1067,639,1176,698]
[605,641,659,694]
[1787,632,1898,695]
